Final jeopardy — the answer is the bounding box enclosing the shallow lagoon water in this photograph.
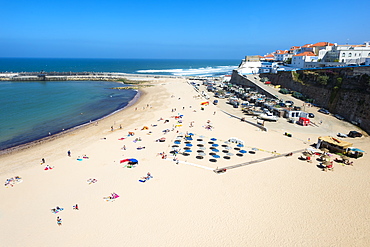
[0,81,137,150]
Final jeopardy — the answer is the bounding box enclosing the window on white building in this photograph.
[342,53,345,57]
[349,53,352,57]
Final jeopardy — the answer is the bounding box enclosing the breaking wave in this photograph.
[136,65,237,77]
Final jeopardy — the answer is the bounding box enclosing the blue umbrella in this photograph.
[237,144,244,147]
[239,150,247,153]
[128,158,138,163]
[213,155,221,158]
[185,137,193,140]
[212,144,219,147]
[185,149,192,152]
[186,143,193,147]
[188,133,194,136]
[174,141,181,144]
[212,149,219,152]
[210,138,217,141]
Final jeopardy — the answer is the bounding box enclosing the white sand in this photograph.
[1,77,369,247]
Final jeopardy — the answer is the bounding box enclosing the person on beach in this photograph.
[73,204,79,210]
[111,126,114,131]
[41,158,45,164]
[57,216,62,226]
[67,150,71,157]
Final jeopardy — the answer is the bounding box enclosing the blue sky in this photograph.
[1,0,369,59]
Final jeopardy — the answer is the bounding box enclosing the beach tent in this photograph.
[201,102,209,105]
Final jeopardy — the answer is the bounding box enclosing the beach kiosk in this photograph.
[316,136,353,154]
[298,117,310,126]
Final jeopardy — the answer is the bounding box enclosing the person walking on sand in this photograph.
[73,204,79,210]
[67,150,71,157]
[41,158,45,164]
[57,216,62,226]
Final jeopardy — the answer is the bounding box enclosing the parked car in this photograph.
[334,114,345,120]
[285,100,294,106]
[318,108,330,114]
[308,113,315,118]
[348,131,362,138]
[337,133,348,138]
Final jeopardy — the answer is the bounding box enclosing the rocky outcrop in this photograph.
[264,67,370,134]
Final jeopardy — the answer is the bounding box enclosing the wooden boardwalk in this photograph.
[214,149,306,173]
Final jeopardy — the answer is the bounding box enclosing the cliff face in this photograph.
[264,67,370,134]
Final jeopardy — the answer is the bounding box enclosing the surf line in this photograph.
[164,159,213,171]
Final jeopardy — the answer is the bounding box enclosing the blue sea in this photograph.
[0,58,239,150]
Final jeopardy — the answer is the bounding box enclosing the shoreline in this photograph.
[0,78,144,155]
[0,88,142,156]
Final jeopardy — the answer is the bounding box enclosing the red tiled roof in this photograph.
[293,52,317,57]
[265,54,274,58]
[302,44,313,48]
[312,42,334,47]
[290,46,301,50]
[275,50,289,54]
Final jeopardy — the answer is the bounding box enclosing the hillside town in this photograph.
[237,41,370,74]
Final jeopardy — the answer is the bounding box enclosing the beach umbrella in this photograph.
[188,133,195,136]
[128,158,138,163]
[212,149,219,152]
[186,143,193,147]
[210,138,217,141]
[185,137,193,140]
[237,144,244,147]
[239,150,247,154]
[174,141,181,144]
[224,141,230,144]
[225,146,232,150]
[212,144,219,147]
[198,141,206,144]
[199,147,206,150]
[199,135,205,138]
[198,152,206,156]
[185,149,192,153]
[213,155,221,158]
[226,152,234,156]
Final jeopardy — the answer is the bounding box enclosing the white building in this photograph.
[291,52,318,68]
[274,50,291,62]
[237,61,262,74]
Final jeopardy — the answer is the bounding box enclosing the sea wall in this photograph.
[262,67,370,134]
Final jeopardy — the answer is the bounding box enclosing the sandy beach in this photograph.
[1,76,369,247]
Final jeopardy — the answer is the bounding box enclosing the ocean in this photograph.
[0,58,239,150]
